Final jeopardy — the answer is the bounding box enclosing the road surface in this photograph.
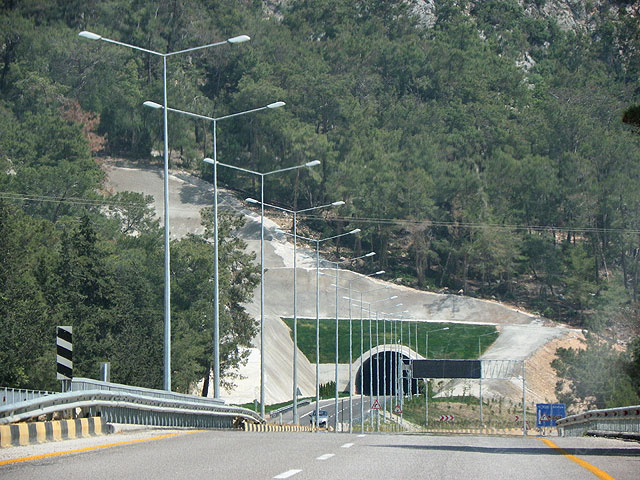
[1,428,637,479]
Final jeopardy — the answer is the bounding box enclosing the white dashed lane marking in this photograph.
[273,469,302,479]
[341,443,354,448]
[316,453,335,461]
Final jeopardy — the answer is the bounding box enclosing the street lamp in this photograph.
[144,100,284,399]
[424,326,450,426]
[379,306,404,419]
[478,330,499,425]
[348,292,398,431]
[79,30,250,391]
[246,198,344,423]
[211,160,319,417]
[323,251,376,432]
[341,271,387,433]
[282,228,360,429]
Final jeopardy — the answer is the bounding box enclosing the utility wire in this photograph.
[4,190,640,235]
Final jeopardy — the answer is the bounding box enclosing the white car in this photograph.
[310,409,329,428]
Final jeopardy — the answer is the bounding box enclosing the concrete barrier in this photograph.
[0,417,111,448]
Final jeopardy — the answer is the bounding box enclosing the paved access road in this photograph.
[1,428,638,479]
[278,396,395,431]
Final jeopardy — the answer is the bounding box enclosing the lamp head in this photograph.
[267,101,286,109]
[78,31,102,40]
[390,296,398,300]
[228,35,251,44]
[365,252,376,257]
[246,198,259,204]
[331,201,345,206]
[305,160,321,167]
[374,270,385,275]
[203,158,215,165]
[349,228,361,234]
[143,101,163,109]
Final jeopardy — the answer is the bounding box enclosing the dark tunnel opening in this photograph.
[355,351,418,396]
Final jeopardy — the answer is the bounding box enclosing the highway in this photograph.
[1,428,638,479]
[277,396,396,431]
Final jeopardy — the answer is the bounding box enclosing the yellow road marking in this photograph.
[0,430,203,467]
[539,438,616,480]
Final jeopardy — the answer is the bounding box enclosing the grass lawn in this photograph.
[281,318,497,363]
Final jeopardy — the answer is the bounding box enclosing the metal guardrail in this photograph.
[269,399,311,417]
[1,387,55,406]
[557,405,640,438]
[70,378,225,407]
[0,379,263,428]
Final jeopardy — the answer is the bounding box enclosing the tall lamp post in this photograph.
[282,229,361,429]
[143,100,285,399]
[343,271,385,432]
[220,160,322,416]
[478,330,499,425]
[246,198,344,423]
[424,326,450,426]
[348,292,398,430]
[79,30,250,391]
[209,160,319,416]
[323,252,376,432]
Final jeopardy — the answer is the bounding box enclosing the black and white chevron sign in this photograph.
[56,326,73,380]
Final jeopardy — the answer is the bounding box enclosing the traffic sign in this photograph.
[371,400,381,410]
[393,404,403,414]
[536,403,566,427]
[438,415,455,422]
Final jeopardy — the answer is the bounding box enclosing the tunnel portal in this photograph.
[355,351,418,396]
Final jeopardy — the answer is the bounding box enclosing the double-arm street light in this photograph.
[340,271,386,433]
[478,330,499,424]
[322,251,376,432]
[79,30,250,391]
[211,160,319,417]
[424,326,450,426]
[143,100,285,399]
[246,198,345,423]
[348,292,398,430]
[291,229,361,430]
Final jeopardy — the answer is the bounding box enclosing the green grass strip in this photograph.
[281,318,497,363]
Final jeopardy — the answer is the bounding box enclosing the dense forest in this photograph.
[1,0,640,406]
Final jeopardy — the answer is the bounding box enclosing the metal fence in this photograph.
[70,378,225,407]
[557,405,640,438]
[1,378,262,428]
[1,387,55,406]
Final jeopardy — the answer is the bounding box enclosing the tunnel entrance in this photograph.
[355,350,418,396]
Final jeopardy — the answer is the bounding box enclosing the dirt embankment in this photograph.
[524,329,586,405]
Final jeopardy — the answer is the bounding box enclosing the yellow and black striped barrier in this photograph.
[0,417,111,448]
[243,422,314,433]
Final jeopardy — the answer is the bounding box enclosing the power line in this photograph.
[0,192,149,209]
[4,190,640,235]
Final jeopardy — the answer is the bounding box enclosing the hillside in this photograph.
[1,0,639,408]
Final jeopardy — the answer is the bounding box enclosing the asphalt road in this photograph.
[1,428,638,479]
[278,396,393,431]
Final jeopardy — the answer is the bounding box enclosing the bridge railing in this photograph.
[70,378,225,407]
[1,387,55,406]
[557,405,640,438]
[0,378,263,428]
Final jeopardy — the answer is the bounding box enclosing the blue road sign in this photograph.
[536,403,566,427]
